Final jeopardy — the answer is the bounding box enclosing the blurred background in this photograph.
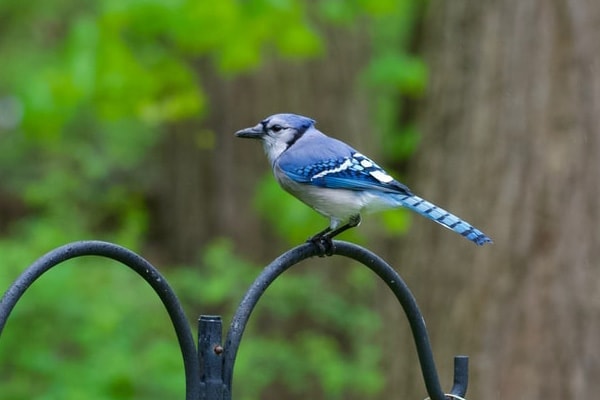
[1,0,599,399]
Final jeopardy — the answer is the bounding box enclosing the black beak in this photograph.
[235,123,265,139]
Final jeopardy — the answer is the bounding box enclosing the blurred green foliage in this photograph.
[0,0,425,399]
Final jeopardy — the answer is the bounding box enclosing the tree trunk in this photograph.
[382,0,600,399]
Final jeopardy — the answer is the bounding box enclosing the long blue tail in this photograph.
[395,194,492,246]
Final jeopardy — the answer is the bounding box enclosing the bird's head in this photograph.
[235,113,315,163]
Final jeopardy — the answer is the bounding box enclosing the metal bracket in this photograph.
[0,240,468,400]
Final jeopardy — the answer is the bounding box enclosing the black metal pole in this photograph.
[199,315,227,399]
[0,241,201,400]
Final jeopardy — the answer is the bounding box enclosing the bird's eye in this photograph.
[270,124,284,133]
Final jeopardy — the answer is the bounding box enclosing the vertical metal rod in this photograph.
[198,315,226,400]
[449,355,469,397]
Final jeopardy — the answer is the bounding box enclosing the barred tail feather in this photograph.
[395,194,492,246]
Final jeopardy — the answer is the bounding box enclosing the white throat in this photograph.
[262,135,288,165]
[262,131,300,165]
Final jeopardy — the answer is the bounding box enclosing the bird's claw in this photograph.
[308,236,335,257]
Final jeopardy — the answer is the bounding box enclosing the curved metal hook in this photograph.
[0,240,200,400]
[223,240,468,400]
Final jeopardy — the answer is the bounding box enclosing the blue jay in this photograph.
[236,113,492,253]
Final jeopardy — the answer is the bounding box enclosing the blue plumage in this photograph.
[283,153,410,193]
[393,194,491,245]
[235,113,492,248]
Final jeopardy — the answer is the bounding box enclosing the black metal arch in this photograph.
[0,240,469,400]
[0,241,201,400]
[222,240,468,400]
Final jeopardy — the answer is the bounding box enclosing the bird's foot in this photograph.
[308,235,335,257]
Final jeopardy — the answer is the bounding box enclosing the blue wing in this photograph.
[280,150,411,195]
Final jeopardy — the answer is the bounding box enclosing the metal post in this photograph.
[199,315,227,400]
